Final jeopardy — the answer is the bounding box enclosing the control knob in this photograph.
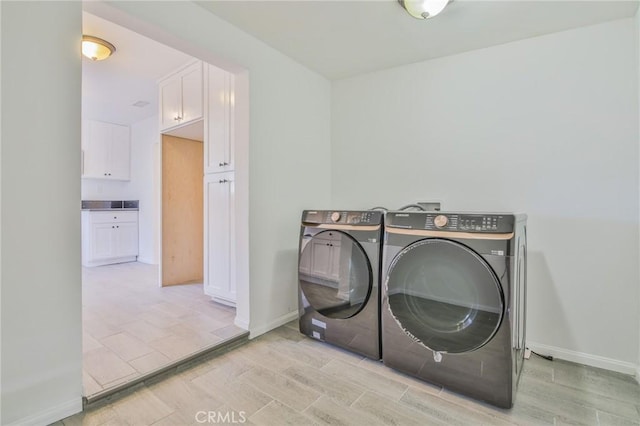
[330,212,341,222]
[434,215,449,228]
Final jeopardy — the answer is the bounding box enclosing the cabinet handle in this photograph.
[104,173,107,176]
[114,216,117,219]
[112,226,115,229]
[116,226,119,228]
[174,116,182,121]
[218,179,228,183]
[224,162,229,166]
[219,162,225,166]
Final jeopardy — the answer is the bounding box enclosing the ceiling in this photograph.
[197,0,639,80]
[82,12,194,125]
[83,1,638,125]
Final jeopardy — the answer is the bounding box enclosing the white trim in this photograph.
[527,341,638,375]
[249,311,298,339]
[136,256,156,265]
[636,365,640,385]
[234,315,250,331]
[5,398,82,426]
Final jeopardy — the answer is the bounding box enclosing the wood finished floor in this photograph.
[82,262,242,397]
[64,320,640,425]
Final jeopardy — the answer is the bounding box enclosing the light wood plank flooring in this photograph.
[82,262,243,397]
[64,320,640,425]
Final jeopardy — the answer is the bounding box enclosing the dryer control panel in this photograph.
[388,212,515,233]
[303,210,383,226]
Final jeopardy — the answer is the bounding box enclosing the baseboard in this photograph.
[234,315,250,331]
[249,311,298,339]
[5,397,82,426]
[527,341,638,375]
[82,256,137,267]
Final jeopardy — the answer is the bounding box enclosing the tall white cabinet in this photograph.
[203,64,236,305]
[160,61,236,305]
[204,172,236,304]
[205,65,234,174]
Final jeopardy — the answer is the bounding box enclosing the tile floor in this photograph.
[82,262,244,397]
[64,320,640,425]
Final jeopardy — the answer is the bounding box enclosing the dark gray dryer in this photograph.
[381,211,527,408]
[298,210,383,359]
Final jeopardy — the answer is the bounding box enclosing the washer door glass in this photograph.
[386,238,503,353]
[299,230,372,319]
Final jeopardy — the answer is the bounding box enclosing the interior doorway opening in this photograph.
[80,4,250,399]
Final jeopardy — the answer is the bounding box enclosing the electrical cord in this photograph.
[397,204,426,211]
[531,350,553,361]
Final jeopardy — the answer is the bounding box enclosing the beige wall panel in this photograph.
[162,135,203,286]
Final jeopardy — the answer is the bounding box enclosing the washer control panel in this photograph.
[388,212,514,233]
[303,210,383,225]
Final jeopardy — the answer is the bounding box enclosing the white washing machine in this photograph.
[381,211,527,408]
[298,210,383,359]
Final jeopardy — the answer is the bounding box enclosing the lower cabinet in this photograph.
[82,211,139,267]
[308,232,342,282]
[204,172,236,305]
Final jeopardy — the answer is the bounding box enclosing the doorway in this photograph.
[161,134,203,286]
[80,9,249,399]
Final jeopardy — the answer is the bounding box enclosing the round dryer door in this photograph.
[299,230,372,319]
[386,238,504,353]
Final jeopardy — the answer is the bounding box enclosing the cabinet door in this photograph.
[109,124,131,180]
[181,61,203,124]
[298,240,312,275]
[91,223,114,260]
[329,240,342,282]
[204,172,235,303]
[82,120,110,178]
[310,239,333,280]
[160,77,182,130]
[114,221,139,258]
[205,65,234,173]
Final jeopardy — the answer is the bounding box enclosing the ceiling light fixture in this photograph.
[82,35,116,61]
[398,0,450,19]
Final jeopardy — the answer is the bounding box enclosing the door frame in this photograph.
[84,1,251,331]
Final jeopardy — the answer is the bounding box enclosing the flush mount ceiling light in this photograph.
[398,0,450,19]
[82,35,116,61]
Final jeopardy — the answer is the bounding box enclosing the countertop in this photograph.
[81,200,139,211]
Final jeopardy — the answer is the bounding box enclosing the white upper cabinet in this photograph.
[82,120,131,181]
[205,64,235,173]
[159,61,203,131]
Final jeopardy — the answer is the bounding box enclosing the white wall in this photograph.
[636,8,640,383]
[1,2,3,423]
[92,1,332,334]
[1,2,83,425]
[132,116,161,265]
[2,1,331,422]
[332,19,639,371]
[81,115,160,264]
